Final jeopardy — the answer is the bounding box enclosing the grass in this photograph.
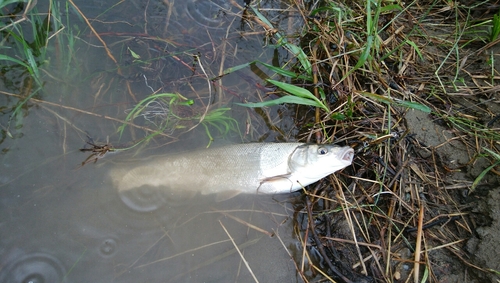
[118,92,195,138]
[235,0,500,282]
[0,0,79,131]
[490,10,500,42]
[234,0,430,138]
[118,92,241,148]
[1,0,241,150]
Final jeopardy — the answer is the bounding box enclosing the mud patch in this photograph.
[407,109,500,282]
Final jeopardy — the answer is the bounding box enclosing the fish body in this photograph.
[109,143,354,199]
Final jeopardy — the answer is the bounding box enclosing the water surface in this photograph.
[0,0,307,282]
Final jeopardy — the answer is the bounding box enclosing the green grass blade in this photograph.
[117,92,192,137]
[470,160,500,193]
[0,54,31,69]
[340,35,373,82]
[356,34,374,67]
[361,92,431,113]
[258,62,300,79]
[395,100,431,113]
[236,95,325,109]
[11,85,42,121]
[25,48,42,86]
[267,79,315,99]
[0,0,29,10]
[222,61,255,75]
[267,79,329,111]
[483,147,500,161]
[250,6,311,76]
[490,11,500,42]
[285,42,312,76]
[220,60,308,80]
[405,39,424,61]
[380,4,403,13]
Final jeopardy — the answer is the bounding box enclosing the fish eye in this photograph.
[318,147,328,155]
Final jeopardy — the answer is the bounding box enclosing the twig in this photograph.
[413,204,424,283]
[216,210,274,237]
[68,0,123,75]
[219,220,260,283]
[0,90,175,138]
[306,197,353,283]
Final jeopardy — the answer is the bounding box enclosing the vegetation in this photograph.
[233,1,500,282]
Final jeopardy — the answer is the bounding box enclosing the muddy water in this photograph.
[0,0,306,282]
[0,128,299,282]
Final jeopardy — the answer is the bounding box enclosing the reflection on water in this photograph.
[185,0,235,29]
[0,0,305,282]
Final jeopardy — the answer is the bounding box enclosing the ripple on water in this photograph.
[185,0,234,29]
[0,252,66,283]
[118,185,167,213]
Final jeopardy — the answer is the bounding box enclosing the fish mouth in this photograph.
[341,147,355,163]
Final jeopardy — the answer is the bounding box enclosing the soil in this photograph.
[368,36,500,280]
[407,109,500,282]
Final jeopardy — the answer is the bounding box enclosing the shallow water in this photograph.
[1,0,307,282]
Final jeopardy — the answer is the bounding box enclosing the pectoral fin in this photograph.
[258,174,294,194]
[215,190,244,202]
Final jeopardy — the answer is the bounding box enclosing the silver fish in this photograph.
[109,143,354,200]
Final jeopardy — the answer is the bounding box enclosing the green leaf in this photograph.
[0,54,30,69]
[354,35,373,70]
[361,92,431,113]
[317,88,327,101]
[128,47,141,59]
[330,113,346,120]
[380,4,402,13]
[267,79,329,111]
[340,35,373,82]
[0,0,29,10]
[258,62,298,78]
[250,6,311,76]
[470,160,500,193]
[25,48,41,86]
[483,147,500,161]
[267,79,315,99]
[236,95,325,109]
[491,12,500,42]
[405,39,424,61]
[222,61,255,75]
[394,100,431,113]
[117,92,188,137]
[286,42,312,76]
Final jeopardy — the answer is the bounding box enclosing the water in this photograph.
[1,0,307,282]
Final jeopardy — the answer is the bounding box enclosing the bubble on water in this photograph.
[0,252,66,283]
[186,0,233,29]
[99,238,118,258]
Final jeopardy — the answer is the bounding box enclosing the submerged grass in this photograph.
[1,0,241,150]
[0,0,79,130]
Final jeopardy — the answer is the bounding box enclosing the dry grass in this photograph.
[261,0,500,282]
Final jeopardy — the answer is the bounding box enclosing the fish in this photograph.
[109,143,354,200]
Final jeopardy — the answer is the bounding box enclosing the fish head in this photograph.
[288,144,354,183]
